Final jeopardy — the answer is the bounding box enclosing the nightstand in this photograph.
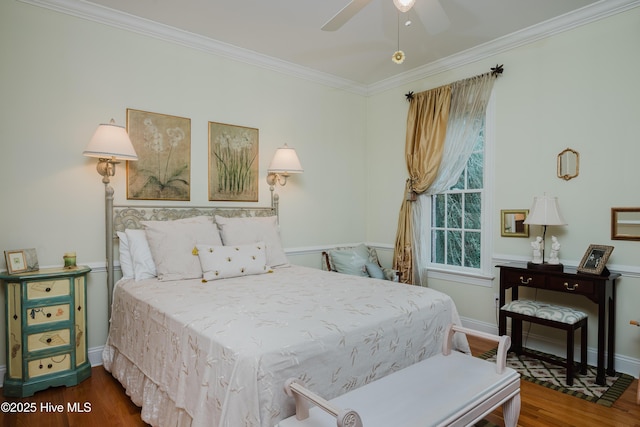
[1,266,91,397]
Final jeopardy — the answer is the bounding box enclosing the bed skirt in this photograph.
[103,344,193,427]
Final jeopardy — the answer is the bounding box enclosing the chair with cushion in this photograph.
[321,244,399,281]
[500,299,587,386]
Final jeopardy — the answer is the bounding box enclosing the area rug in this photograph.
[480,347,633,407]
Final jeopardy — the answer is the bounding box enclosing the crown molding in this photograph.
[18,0,640,97]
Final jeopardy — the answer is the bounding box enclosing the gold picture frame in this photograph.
[126,109,191,201]
[500,209,529,237]
[577,244,614,275]
[5,248,39,274]
[208,121,259,202]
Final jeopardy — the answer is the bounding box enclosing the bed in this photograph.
[102,204,469,427]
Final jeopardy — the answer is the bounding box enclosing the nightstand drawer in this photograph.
[27,353,72,379]
[27,329,71,352]
[26,279,70,300]
[26,304,70,326]
[502,269,546,288]
[548,276,595,296]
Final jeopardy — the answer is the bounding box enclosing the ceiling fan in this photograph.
[321,0,450,34]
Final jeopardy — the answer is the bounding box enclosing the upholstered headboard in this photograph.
[113,205,277,234]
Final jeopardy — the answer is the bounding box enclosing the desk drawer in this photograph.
[502,269,546,288]
[548,276,595,296]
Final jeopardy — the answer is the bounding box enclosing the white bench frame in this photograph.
[279,324,520,427]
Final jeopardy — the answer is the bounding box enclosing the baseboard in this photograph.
[461,316,640,379]
[0,346,104,389]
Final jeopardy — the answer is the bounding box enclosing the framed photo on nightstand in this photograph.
[5,250,27,274]
[4,248,39,274]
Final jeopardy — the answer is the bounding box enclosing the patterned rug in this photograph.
[479,347,634,407]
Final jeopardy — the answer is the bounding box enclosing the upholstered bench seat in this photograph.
[501,300,587,324]
[500,300,588,386]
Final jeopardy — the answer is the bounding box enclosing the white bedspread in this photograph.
[103,265,469,427]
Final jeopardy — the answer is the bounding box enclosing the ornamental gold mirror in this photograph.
[611,207,640,241]
[557,148,579,180]
[501,209,529,237]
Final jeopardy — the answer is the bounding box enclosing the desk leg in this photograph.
[607,287,616,377]
[597,299,606,385]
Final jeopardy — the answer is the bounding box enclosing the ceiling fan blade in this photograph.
[413,0,450,35]
[321,0,373,31]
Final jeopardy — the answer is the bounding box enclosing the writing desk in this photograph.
[497,264,619,385]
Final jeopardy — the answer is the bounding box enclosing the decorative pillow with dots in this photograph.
[195,242,269,281]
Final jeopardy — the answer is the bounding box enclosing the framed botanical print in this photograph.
[208,121,259,202]
[126,109,191,201]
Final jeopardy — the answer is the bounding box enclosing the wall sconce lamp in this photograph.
[83,119,138,320]
[523,195,567,271]
[266,144,303,207]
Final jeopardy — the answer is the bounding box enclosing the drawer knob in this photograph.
[519,276,532,284]
[45,287,51,292]
[46,313,52,318]
[564,282,579,291]
[46,338,52,344]
[47,364,53,369]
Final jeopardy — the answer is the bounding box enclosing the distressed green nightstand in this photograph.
[1,266,91,397]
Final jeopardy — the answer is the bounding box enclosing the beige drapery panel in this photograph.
[393,85,451,284]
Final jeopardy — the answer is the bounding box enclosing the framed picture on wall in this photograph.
[208,121,259,202]
[577,244,614,275]
[126,109,191,201]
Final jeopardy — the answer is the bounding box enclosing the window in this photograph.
[427,99,494,283]
[431,129,484,269]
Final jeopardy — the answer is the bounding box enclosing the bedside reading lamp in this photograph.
[523,195,567,271]
[83,119,138,320]
[266,144,303,209]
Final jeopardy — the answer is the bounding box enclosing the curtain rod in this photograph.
[404,64,504,101]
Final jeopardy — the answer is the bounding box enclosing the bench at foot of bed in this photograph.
[277,324,520,427]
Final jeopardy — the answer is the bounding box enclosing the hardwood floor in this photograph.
[1,337,639,426]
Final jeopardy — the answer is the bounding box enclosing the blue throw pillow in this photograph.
[365,262,385,280]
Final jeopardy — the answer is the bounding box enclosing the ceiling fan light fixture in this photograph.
[392,50,405,64]
[393,0,416,13]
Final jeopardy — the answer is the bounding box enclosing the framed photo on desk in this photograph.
[577,244,614,275]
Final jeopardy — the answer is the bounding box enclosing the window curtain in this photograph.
[393,85,451,283]
[413,73,496,286]
[394,72,496,285]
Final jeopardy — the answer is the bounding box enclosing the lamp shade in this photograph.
[83,119,138,161]
[524,196,567,226]
[393,0,416,13]
[268,144,303,174]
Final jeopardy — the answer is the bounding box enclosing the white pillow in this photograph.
[196,242,269,281]
[214,215,288,268]
[142,217,222,281]
[125,229,157,281]
[116,231,134,279]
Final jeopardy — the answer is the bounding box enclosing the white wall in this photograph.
[0,1,367,368]
[366,7,640,366]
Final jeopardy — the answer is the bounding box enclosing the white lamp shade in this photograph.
[393,0,416,13]
[268,144,303,174]
[524,196,567,226]
[83,120,138,161]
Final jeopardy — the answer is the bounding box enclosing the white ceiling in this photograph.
[28,0,639,91]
